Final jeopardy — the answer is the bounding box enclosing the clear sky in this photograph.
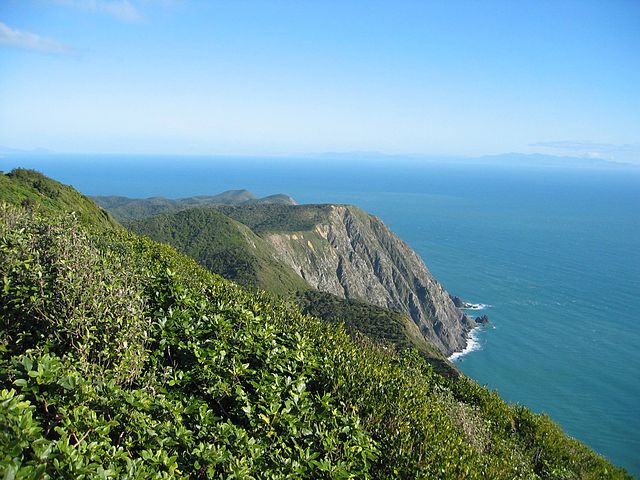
[1,0,639,162]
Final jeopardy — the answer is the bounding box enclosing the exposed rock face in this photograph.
[450,295,465,308]
[263,205,475,356]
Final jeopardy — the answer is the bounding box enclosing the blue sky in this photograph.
[1,0,639,162]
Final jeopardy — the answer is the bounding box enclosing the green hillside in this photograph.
[1,199,631,479]
[2,173,630,478]
[217,203,332,234]
[126,207,309,296]
[296,290,457,378]
[0,168,121,231]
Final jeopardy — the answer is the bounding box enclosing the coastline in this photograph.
[448,301,490,361]
[448,325,481,362]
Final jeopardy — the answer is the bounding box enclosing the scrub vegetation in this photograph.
[0,170,630,479]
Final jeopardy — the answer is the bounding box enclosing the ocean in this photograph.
[2,154,639,476]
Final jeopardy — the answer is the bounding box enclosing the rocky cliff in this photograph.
[255,205,476,356]
[106,196,475,356]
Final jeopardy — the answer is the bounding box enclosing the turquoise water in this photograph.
[2,155,639,475]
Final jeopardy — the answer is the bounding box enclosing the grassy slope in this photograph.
[0,168,121,231]
[1,197,630,479]
[91,196,181,221]
[216,203,332,234]
[126,207,309,297]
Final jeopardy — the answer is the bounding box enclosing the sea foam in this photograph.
[464,303,491,311]
[448,327,481,362]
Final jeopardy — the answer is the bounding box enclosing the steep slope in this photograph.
[93,190,297,222]
[127,207,308,296]
[0,190,630,478]
[296,290,457,377]
[219,204,476,356]
[0,168,121,231]
[126,207,452,370]
[116,200,475,356]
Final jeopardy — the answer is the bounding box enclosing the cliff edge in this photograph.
[251,204,475,356]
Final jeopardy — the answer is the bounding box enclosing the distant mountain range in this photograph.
[0,145,55,155]
[474,153,635,168]
[2,146,636,168]
[306,151,636,168]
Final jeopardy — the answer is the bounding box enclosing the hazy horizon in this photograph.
[1,149,638,171]
[1,1,639,164]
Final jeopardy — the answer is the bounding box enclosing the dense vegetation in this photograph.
[217,204,334,235]
[0,171,630,478]
[127,208,309,297]
[0,169,120,231]
[2,204,630,479]
[296,291,456,378]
